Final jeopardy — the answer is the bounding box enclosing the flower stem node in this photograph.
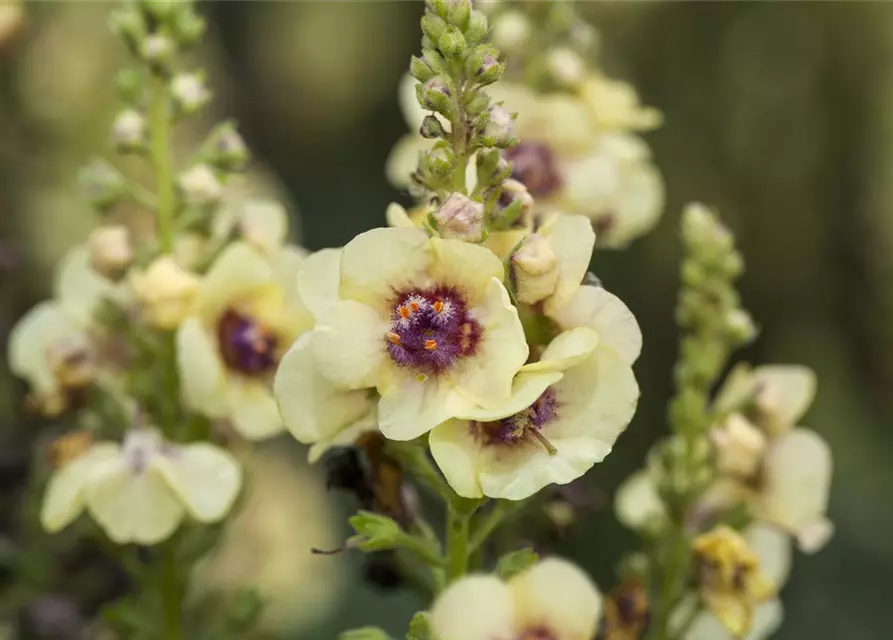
[511,234,559,305]
[111,109,147,154]
[178,164,223,207]
[88,225,133,281]
[78,158,127,212]
[131,256,200,330]
[171,72,210,116]
[433,193,485,242]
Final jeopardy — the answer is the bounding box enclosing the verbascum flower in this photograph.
[8,246,112,415]
[614,467,668,534]
[177,242,314,439]
[709,364,833,553]
[430,557,601,640]
[130,256,200,330]
[213,196,292,259]
[274,248,378,462]
[307,227,528,441]
[579,72,663,132]
[40,428,242,545]
[430,324,638,500]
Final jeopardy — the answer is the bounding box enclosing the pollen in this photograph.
[433,300,444,313]
[424,339,438,351]
[409,300,421,313]
[387,331,402,345]
[399,305,412,320]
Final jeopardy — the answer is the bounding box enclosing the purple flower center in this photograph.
[504,142,563,198]
[474,388,559,446]
[217,309,279,376]
[385,286,482,376]
[517,628,557,640]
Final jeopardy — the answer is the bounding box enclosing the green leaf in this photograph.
[339,627,395,640]
[495,548,539,580]
[406,611,436,640]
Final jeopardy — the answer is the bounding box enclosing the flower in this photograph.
[578,72,663,132]
[547,47,585,89]
[433,192,485,242]
[305,227,528,441]
[429,557,602,640]
[111,108,145,151]
[87,225,132,280]
[177,242,314,440]
[709,364,833,552]
[213,197,291,258]
[130,255,200,330]
[614,467,668,534]
[8,246,112,415]
[179,164,223,206]
[171,72,210,114]
[40,428,242,545]
[600,580,651,640]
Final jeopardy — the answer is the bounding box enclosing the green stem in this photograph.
[149,75,175,253]
[469,499,524,553]
[160,545,183,640]
[445,501,471,582]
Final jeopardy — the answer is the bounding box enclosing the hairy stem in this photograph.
[445,501,472,583]
[160,544,183,640]
[149,75,175,254]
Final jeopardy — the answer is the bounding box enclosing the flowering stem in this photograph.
[149,75,175,254]
[160,544,184,640]
[468,499,525,554]
[445,500,474,583]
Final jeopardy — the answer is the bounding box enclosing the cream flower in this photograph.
[614,467,668,533]
[430,557,601,640]
[177,242,314,440]
[578,72,663,132]
[274,248,378,462]
[131,256,200,330]
[8,246,111,415]
[41,428,242,545]
[306,227,527,441]
[430,325,638,500]
[213,197,292,259]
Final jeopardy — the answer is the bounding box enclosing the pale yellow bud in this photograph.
[171,72,210,114]
[512,233,559,304]
[131,256,199,330]
[88,225,133,280]
[547,47,585,88]
[491,10,530,54]
[709,414,767,478]
[433,193,485,242]
[179,164,223,206]
[111,109,146,150]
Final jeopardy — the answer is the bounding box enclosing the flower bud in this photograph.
[420,114,447,139]
[464,10,489,44]
[420,145,456,181]
[140,33,174,70]
[433,193,484,242]
[476,148,512,187]
[416,76,453,117]
[171,6,206,46]
[420,14,447,42]
[547,46,585,89]
[709,414,767,478]
[171,72,210,115]
[88,225,133,280]
[497,179,534,227]
[467,46,504,86]
[725,308,757,344]
[481,104,515,147]
[131,256,200,330]
[109,6,146,52]
[111,109,146,153]
[682,203,733,253]
[137,0,177,22]
[465,89,490,116]
[78,158,127,211]
[445,0,471,28]
[203,121,250,172]
[410,55,437,83]
[512,234,559,304]
[116,68,144,105]
[491,10,530,54]
[348,512,403,552]
[179,164,223,206]
[438,25,467,59]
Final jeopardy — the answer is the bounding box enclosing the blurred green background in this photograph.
[2,2,893,638]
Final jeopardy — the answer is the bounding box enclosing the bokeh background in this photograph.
[1,2,892,638]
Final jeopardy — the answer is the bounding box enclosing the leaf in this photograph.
[495,547,539,580]
[406,611,436,640]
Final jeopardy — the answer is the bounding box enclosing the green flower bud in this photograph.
[725,309,757,344]
[467,45,503,85]
[445,0,471,30]
[406,612,436,640]
[425,0,449,19]
[140,34,175,73]
[464,9,489,44]
[111,109,147,153]
[479,104,515,148]
[348,512,403,552]
[495,548,539,580]
[416,76,454,119]
[203,121,250,172]
[78,159,127,212]
[465,89,490,116]
[438,25,466,59]
[137,0,177,23]
[476,148,511,187]
[420,14,447,43]
[108,6,146,53]
[420,114,447,139]
[171,72,210,115]
[171,7,206,46]
[115,68,144,105]
[410,55,436,83]
[420,145,457,182]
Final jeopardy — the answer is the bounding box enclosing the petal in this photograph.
[54,245,112,326]
[196,242,275,322]
[274,244,307,305]
[540,214,595,309]
[454,278,528,407]
[311,300,388,389]
[430,237,504,306]
[307,411,378,464]
[176,317,228,416]
[153,443,243,522]
[296,248,342,321]
[8,301,78,393]
[523,327,600,373]
[510,558,602,639]
[40,443,120,533]
[752,365,817,429]
[548,284,642,365]
[455,369,563,422]
[429,419,484,498]
[760,428,832,541]
[683,600,783,640]
[274,334,375,444]
[615,469,666,531]
[430,575,515,640]
[386,134,431,190]
[795,517,835,554]
[239,199,288,255]
[602,157,664,249]
[745,524,792,588]
[386,202,416,229]
[85,457,185,545]
[378,374,474,441]
[227,378,284,440]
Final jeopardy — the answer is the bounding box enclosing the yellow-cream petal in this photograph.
[454,369,563,422]
[522,326,600,373]
[176,316,228,416]
[274,244,307,306]
[751,365,817,430]
[311,300,388,390]
[548,284,642,365]
[274,334,375,444]
[454,278,528,407]
[227,378,284,440]
[339,227,431,308]
[307,411,378,464]
[429,419,484,498]
[85,457,185,545]
[378,374,474,441]
[430,237,504,307]
[745,524,792,588]
[296,248,343,321]
[540,214,595,309]
[54,245,113,326]
[683,600,783,640]
[238,198,289,255]
[8,301,79,394]
[430,575,515,640]
[385,202,416,229]
[196,242,275,322]
[615,469,667,531]
[601,156,664,249]
[40,443,120,533]
[386,134,432,190]
[153,442,242,522]
[510,558,602,639]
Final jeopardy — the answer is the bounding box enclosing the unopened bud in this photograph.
[88,225,133,280]
[465,89,491,117]
[547,47,585,89]
[709,414,767,478]
[109,6,146,52]
[131,256,199,330]
[445,0,471,29]
[179,164,223,206]
[468,46,504,85]
[410,55,437,83]
[725,308,756,344]
[417,76,453,117]
[433,193,484,242]
[140,34,174,70]
[171,72,210,115]
[421,14,447,42]
[682,203,733,253]
[476,149,512,187]
[204,122,249,172]
[78,159,127,211]
[137,0,177,22]
[111,109,146,153]
[115,68,144,105]
[481,104,515,147]
[171,7,206,46]
[512,234,559,304]
[491,11,530,54]
[465,10,489,44]
[497,179,534,227]
[438,25,466,59]
[420,145,456,181]
[420,114,447,139]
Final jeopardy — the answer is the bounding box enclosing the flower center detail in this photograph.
[504,142,563,198]
[517,628,557,640]
[475,388,559,447]
[385,287,482,376]
[217,309,279,376]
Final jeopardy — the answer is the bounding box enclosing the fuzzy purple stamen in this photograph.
[217,309,279,376]
[385,286,482,376]
[474,388,559,446]
[504,142,563,197]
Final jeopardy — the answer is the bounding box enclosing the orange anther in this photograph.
[387,332,402,345]
[433,300,444,313]
[399,306,411,319]
[409,301,421,312]
[424,339,438,351]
